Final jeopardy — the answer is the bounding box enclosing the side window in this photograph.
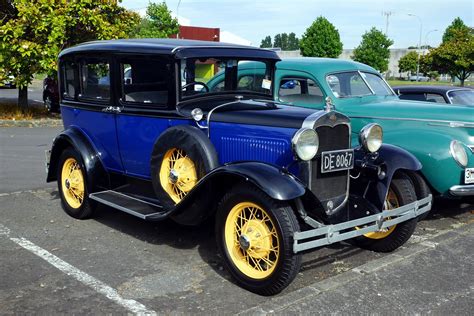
[426,93,447,103]
[120,58,170,106]
[278,77,324,106]
[79,60,110,101]
[398,93,426,101]
[62,61,76,99]
[237,74,265,92]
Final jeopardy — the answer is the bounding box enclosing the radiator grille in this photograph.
[310,124,350,213]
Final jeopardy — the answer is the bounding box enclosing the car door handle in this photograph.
[102,106,122,113]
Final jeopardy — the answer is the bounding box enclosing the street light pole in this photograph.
[408,14,422,81]
[424,29,438,51]
[176,0,182,39]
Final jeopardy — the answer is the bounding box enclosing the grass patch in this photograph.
[387,80,472,87]
[0,103,56,120]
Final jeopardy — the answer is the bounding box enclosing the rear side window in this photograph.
[120,58,171,106]
[62,61,76,99]
[278,77,324,106]
[79,60,110,101]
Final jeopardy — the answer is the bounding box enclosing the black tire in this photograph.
[57,148,95,219]
[351,172,418,252]
[150,125,218,210]
[407,172,431,221]
[215,184,301,295]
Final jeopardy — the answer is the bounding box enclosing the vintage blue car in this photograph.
[46,39,431,295]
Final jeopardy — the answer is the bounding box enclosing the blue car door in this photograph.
[60,56,123,173]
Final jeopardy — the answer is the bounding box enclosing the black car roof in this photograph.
[392,85,470,94]
[59,38,280,60]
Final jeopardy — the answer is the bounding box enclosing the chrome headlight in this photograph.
[450,140,468,167]
[292,128,319,161]
[359,123,383,153]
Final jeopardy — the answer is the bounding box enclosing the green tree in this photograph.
[398,51,418,74]
[442,17,470,43]
[287,32,300,50]
[428,29,474,86]
[300,16,342,57]
[352,27,394,72]
[0,0,139,109]
[133,2,179,38]
[260,35,272,48]
[274,34,282,49]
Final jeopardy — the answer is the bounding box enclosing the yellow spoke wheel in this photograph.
[61,157,85,209]
[363,187,399,239]
[159,148,198,204]
[224,202,280,280]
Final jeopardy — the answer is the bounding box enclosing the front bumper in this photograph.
[449,185,474,197]
[293,195,432,253]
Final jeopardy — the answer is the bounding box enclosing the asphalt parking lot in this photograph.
[1,126,473,314]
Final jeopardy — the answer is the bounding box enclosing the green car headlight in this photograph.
[450,140,468,168]
[292,128,319,161]
[359,123,383,153]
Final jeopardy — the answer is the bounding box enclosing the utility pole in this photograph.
[382,11,393,35]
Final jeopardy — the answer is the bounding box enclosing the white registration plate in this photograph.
[321,149,354,173]
[465,168,474,184]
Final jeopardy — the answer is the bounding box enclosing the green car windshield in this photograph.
[447,89,474,106]
[326,71,394,98]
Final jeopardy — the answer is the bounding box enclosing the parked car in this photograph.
[1,74,15,88]
[46,40,431,295]
[408,75,430,82]
[207,58,474,200]
[43,76,60,112]
[393,85,474,106]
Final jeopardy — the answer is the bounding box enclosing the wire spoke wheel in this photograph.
[61,157,85,209]
[159,148,198,204]
[224,202,280,279]
[363,187,399,239]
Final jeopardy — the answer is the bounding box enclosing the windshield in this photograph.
[447,89,474,106]
[326,71,393,98]
[179,58,273,100]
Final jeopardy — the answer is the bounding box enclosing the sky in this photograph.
[121,0,473,49]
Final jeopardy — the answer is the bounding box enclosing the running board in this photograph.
[89,190,168,221]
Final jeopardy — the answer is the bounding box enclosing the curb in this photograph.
[0,119,63,128]
[238,221,474,315]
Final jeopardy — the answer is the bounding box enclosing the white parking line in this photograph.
[0,224,156,315]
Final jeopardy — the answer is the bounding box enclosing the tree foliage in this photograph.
[398,51,418,74]
[260,32,299,50]
[0,0,140,108]
[352,27,393,72]
[300,16,342,58]
[428,28,474,86]
[260,35,272,48]
[442,17,470,43]
[132,2,179,39]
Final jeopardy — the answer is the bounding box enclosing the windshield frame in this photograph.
[176,57,276,103]
[326,70,395,98]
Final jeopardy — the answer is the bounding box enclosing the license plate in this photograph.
[321,149,354,173]
[465,168,474,184]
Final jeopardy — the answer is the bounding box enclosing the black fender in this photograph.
[169,161,306,225]
[351,144,422,210]
[46,127,108,191]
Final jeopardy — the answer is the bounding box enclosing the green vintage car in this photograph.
[206,58,474,199]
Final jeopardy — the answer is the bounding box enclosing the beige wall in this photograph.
[277,49,427,78]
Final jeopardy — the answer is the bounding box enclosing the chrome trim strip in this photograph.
[449,185,474,196]
[293,195,432,253]
[468,145,474,154]
[349,115,474,128]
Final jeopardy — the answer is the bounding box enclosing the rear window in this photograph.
[62,61,76,99]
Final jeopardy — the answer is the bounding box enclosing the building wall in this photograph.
[277,48,426,78]
[171,26,220,42]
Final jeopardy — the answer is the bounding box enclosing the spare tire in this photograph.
[150,125,219,210]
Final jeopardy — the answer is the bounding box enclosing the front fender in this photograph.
[170,161,306,225]
[351,144,422,210]
[46,127,107,190]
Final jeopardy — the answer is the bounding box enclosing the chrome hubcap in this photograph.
[239,235,251,251]
[169,169,179,184]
